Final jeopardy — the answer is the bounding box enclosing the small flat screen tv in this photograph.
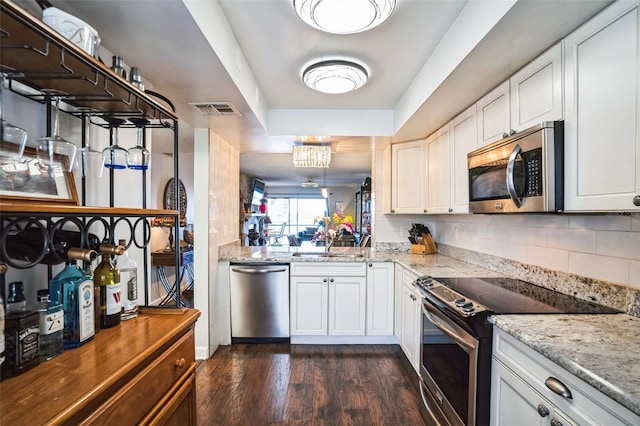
[250,179,265,209]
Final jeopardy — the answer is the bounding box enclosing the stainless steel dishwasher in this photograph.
[229,262,290,342]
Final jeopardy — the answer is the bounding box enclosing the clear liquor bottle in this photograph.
[49,248,97,349]
[33,290,64,361]
[116,239,138,320]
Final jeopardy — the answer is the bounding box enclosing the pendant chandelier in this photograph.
[293,0,396,34]
[303,60,368,94]
[292,145,332,168]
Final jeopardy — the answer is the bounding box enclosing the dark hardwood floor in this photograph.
[195,344,426,425]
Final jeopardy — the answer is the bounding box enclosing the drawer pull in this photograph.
[175,358,186,369]
[545,377,572,399]
[551,419,563,426]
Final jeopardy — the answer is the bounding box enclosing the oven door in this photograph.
[419,300,480,426]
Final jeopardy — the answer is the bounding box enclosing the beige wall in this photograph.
[193,128,239,358]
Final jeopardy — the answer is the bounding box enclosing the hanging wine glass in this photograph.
[101,117,128,169]
[0,73,28,166]
[36,95,78,173]
[75,109,104,178]
[127,118,151,170]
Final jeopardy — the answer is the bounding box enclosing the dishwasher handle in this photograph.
[231,267,289,274]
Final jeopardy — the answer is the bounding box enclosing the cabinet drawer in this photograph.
[290,262,366,276]
[493,329,638,425]
[83,329,195,425]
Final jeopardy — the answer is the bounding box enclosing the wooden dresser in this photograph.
[0,308,200,425]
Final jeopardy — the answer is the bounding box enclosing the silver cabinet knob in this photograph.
[633,195,640,206]
[551,419,563,426]
[537,404,549,418]
[503,132,509,138]
[510,129,516,135]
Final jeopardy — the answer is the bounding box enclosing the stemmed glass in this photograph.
[128,118,151,170]
[0,73,30,190]
[102,117,128,169]
[76,110,104,178]
[0,73,28,165]
[36,95,78,173]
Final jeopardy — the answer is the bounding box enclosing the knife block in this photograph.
[411,234,437,255]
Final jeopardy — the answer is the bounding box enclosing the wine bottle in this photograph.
[3,228,113,265]
[49,250,96,349]
[116,240,138,320]
[94,253,121,329]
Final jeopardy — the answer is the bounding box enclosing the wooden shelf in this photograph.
[0,202,178,217]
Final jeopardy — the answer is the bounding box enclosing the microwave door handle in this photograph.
[506,143,524,208]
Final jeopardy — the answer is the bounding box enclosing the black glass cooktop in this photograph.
[433,277,620,314]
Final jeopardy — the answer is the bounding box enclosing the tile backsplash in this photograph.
[374,211,640,316]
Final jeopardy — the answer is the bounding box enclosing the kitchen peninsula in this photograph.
[218,243,640,422]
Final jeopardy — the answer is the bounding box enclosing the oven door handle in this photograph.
[506,143,524,208]
[423,302,477,353]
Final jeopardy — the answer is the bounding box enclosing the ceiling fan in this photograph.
[301,178,319,188]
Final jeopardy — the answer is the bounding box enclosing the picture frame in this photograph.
[0,143,79,205]
[335,201,344,212]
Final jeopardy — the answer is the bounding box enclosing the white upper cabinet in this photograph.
[391,139,428,214]
[449,104,478,213]
[426,124,451,214]
[564,0,640,212]
[477,43,563,146]
[510,42,563,131]
[477,80,511,145]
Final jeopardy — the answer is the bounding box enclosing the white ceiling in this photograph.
[18,0,614,190]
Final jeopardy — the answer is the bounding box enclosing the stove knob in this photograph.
[454,298,466,307]
[417,277,433,287]
[462,305,475,313]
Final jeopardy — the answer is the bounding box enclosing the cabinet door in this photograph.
[401,284,421,373]
[510,42,563,131]
[394,264,404,341]
[366,262,394,336]
[477,80,511,145]
[426,124,451,214]
[391,139,428,213]
[491,358,577,426]
[564,1,640,211]
[290,276,328,335]
[328,276,366,335]
[449,104,478,213]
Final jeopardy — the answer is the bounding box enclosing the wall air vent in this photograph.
[190,102,242,116]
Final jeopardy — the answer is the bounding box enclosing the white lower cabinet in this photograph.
[394,264,421,373]
[365,262,395,336]
[290,262,367,337]
[491,328,639,426]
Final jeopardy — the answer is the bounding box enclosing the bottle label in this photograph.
[79,280,95,342]
[120,268,138,313]
[40,309,64,336]
[18,325,40,363]
[105,283,122,315]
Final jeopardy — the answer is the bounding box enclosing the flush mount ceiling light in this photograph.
[303,60,368,94]
[293,145,332,168]
[293,0,396,34]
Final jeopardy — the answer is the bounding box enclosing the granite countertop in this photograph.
[491,314,640,416]
[218,245,504,278]
[219,244,639,416]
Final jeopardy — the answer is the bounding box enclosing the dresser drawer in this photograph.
[82,329,195,425]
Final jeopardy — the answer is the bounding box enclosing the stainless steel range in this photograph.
[413,276,619,426]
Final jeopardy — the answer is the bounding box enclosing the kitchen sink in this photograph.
[291,252,365,258]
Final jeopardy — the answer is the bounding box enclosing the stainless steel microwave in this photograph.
[467,121,563,213]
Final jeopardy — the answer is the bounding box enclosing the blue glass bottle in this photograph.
[49,250,96,349]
